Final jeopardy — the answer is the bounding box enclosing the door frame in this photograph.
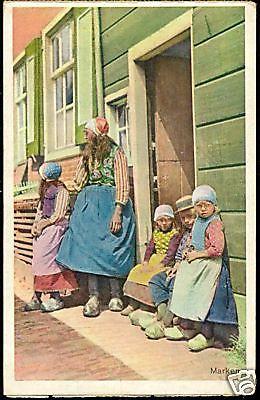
[128,9,195,261]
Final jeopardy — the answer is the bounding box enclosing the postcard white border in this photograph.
[3,0,256,396]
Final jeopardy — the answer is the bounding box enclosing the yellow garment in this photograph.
[126,228,178,286]
[126,254,166,286]
[153,228,178,254]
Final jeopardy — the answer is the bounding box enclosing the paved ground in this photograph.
[15,296,142,381]
[14,258,230,381]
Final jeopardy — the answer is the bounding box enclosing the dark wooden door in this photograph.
[147,55,195,210]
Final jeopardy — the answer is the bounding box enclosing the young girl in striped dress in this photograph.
[24,162,78,313]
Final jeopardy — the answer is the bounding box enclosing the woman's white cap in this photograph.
[154,204,174,221]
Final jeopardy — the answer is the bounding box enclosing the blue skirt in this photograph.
[206,254,238,325]
[56,185,136,278]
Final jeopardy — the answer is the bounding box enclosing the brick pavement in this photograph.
[15,296,142,381]
[14,258,231,381]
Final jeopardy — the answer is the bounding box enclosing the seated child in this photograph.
[24,162,78,313]
[147,195,196,334]
[121,204,181,316]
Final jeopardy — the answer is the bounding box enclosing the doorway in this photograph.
[128,9,193,259]
[146,32,195,214]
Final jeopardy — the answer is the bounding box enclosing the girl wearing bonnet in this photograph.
[24,162,78,313]
[167,185,238,351]
[56,117,135,317]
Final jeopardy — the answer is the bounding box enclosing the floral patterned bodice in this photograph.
[88,144,118,186]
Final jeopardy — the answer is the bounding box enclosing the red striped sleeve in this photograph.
[74,156,89,191]
[49,188,69,224]
[114,148,129,205]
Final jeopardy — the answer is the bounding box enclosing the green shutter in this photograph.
[25,37,43,156]
[75,9,94,144]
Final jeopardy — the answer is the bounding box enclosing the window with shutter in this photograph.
[26,56,35,144]
[51,22,74,150]
[14,63,27,163]
[76,9,93,143]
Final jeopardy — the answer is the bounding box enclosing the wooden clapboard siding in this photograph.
[193,6,245,45]
[194,70,245,127]
[105,77,129,97]
[100,7,136,32]
[193,7,246,295]
[221,212,246,259]
[103,53,128,89]
[101,7,189,91]
[230,259,246,295]
[197,166,245,211]
[196,117,245,169]
[194,23,245,85]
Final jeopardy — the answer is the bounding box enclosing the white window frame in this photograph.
[105,88,132,166]
[14,62,27,164]
[51,21,75,150]
[42,9,80,161]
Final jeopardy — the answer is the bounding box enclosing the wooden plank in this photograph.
[14,242,33,251]
[14,212,36,218]
[197,166,245,211]
[193,7,245,45]
[14,236,33,244]
[229,259,246,296]
[221,212,246,259]
[196,117,245,169]
[104,77,129,97]
[15,231,32,239]
[15,248,33,257]
[194,23,245,85]
[14,218,35,224]
[102,7,189,65]
[15,253,32,264]
[100,7,135,32]
[103,53,128,89]
[194,70,245,126]
[14,224,33,231]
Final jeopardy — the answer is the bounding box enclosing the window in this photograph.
[51,22,74,149]
[115,103,131,162]
[14,63,27,163]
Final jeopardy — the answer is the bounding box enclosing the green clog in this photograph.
[40,298,64,313]
[145,321,165,339]
[187,333,214,352]
[165,326,185,340]
[129,310,153,327]
[139,313,155,330]
[109,297,124,312]
[83,295,100,317]
[24,299,41,312]
[121,304,137,316]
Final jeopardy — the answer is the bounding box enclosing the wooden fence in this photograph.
[14,198,38,264]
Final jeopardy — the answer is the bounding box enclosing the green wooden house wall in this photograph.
[99,6,246,301]
[100,7,190,96]
[193,7,245,298]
